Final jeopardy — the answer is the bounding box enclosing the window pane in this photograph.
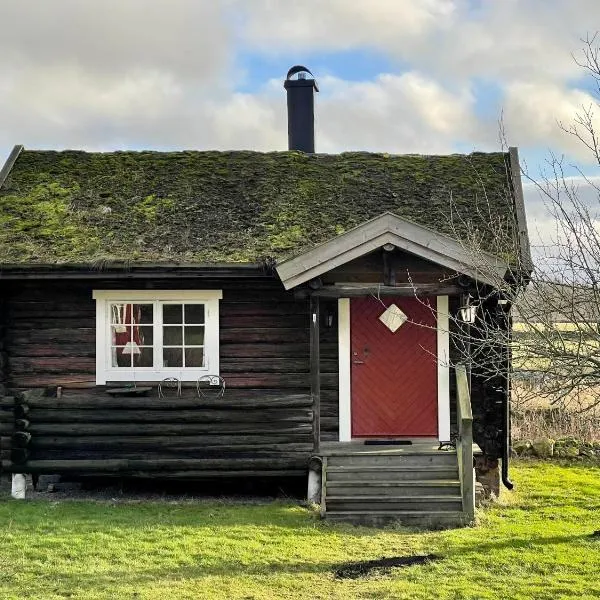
[111,304,132,325]
[136,347,153,368]
[137,304,153,324]
[184,304,205,324]
[163,326,183,345]
[111,304,153,325]
[163,347,183,368]
[111,347,132,368]
[111,324,131,345]
[138,326,153,345]
[184,326,205,345]
[185,347,204,368]
[163,304,182,324]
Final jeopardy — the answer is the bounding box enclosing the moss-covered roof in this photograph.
[0,149,516,266]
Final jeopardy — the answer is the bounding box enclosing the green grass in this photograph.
[1,462,599,600]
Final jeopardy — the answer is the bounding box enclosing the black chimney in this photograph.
[284,65,319,153]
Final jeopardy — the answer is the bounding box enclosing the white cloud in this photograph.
[314,73,477,153]
[504,82,600,164]
[0,0,599,169]
[232,0,455,54]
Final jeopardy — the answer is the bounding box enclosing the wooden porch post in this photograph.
[310,295,321,453]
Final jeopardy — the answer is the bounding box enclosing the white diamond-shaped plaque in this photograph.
[378,303,408,333]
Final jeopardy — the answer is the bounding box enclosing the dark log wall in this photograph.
[470,296,507,459]
[319,299,339,441]
[0,277,320,477]
[2,278,315,390]
[0,294,7,396]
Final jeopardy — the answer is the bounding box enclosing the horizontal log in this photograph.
[219,328,310,344]
[219,358,337,374]
[220,303,307,317]
[7,318,92,330]
[0,423,14,435]
[221,358,310,373]
[7,329,96,344]
[15,419,30,430]
[221,342,337,358]
[94,469,306,479]
[28,407,312,424]
[0,436,12,450]
[31,433,313,450]
[2,456,309,473]
[11,373,332,389]
[220,373,338,389]
[0,397,15,409]
[28,422,313,436]
[0,411,14,424]
[24,392,312,410]
[220,314,308,329]
[0,449,10,460]
[9,357,95,374]
[7,308,95,319]
[31,443,314,460]
[9,344,96,358]
[320,417,339,431]
[12,375,96,388]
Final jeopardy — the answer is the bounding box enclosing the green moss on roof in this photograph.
[0,149,515,265]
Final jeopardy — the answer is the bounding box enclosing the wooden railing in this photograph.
[455,364,475,522]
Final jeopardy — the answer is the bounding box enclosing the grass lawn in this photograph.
[1,461,599,600]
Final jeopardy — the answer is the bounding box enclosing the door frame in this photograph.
[338,295,450,442]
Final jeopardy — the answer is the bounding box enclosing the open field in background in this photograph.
[512,383,600,442]
[510,322,600,441]
[513,323,600,334]
[0,462,599,600]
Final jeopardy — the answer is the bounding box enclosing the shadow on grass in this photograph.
[3,532,593,596]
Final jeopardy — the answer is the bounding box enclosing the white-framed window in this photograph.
[93,290,223,384]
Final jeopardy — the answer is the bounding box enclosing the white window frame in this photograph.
[93,290,223,385]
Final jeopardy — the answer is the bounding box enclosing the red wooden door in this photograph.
[350,296,438,437]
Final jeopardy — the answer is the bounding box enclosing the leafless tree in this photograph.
[449,34,600,414]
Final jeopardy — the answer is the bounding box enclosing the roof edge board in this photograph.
[0,145,24,191]
[508,147,533,273]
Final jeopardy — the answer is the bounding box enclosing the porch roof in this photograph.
[276,212,510,289]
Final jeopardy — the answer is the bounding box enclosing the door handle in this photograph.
[352,359,365,365]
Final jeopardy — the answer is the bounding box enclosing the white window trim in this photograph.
[337,295,450,442]
[93,290,223,385]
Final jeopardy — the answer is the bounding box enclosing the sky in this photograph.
[1,0,600,243]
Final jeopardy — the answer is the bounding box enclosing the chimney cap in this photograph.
[285,65,319,91]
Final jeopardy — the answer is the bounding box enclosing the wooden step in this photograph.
[326,453,457,467]
[326,465,459,481]
[325,510,467,528]
[326,496,463,512]
[326,480,460,497]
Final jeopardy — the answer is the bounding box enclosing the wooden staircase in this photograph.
[321,446,471,528]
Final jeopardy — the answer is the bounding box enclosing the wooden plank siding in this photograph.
[0,278,322,477]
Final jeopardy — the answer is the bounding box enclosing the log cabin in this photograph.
[0,66,531,527]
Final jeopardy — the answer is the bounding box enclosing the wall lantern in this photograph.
[459,296,478,324]
[324,305,335,328]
